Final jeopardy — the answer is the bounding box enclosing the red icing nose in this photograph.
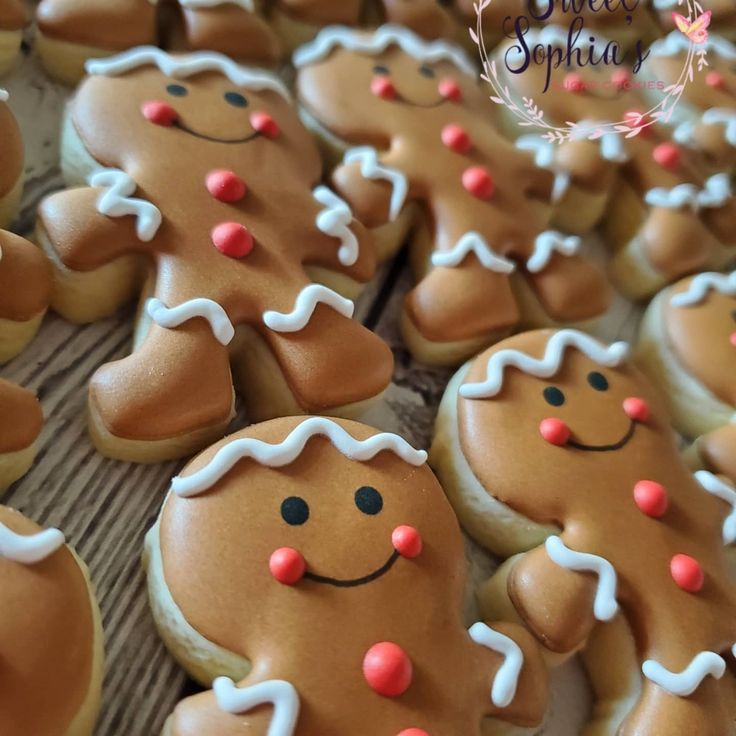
[611,69,631,90]
[206,169,247,203]
[706,71,725,88]
[392,526,423,558]
[250,111,280,139]
[397,730,430,736]
[141,100,178,126]
[269,547,306,585]
[623,397,649,422]
[539,417,570,446]
[652,142,681,171]
[462,166,495,199]
[371,76,396,100]
[438,78,462,101]
[564,72,586,93]
[633,480,668,518]
[211,221,254,258]
[441,124,471,153]
[363,642,413,697]
[670,554,704,593]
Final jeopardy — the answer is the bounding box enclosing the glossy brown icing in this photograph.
[456,328,736,734]
[0,96,22,200]
[0,379,42,453]
[698,423,736,483]
[0,0,24,31]
[0,230,52,324]
[159,416,548,734]
[0,506,95,735]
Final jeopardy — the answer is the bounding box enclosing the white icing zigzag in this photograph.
[695,470,736,544]
[431,232,516,273]
[649,31,736,59]
[460,329,630,400]
[545,536,619,621]
[171,416,428,497]
[0,521,65,564]
[146,297,235,346]
[86,47,290,99]
[645,174,732,212]
[642,652,726,697]
[293,23,476,76]
[262,284,354,333]
[213,677,299,736]
[342,146,408,223]
[89,168,162,242]
[670,271,736,307]
[468,622,524,708]
[179,0,255,10]
[312,186,359,266]
[526,231,581,273]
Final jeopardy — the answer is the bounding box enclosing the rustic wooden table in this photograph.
[1,22,641,736]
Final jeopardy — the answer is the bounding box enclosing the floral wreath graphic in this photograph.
[471,0,708,144]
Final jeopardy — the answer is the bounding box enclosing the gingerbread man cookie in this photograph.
[0,0,23,75]
[36,0,282,85]
[0,506,103,735]
[145,416,548,735]
[0,88,23,228]
[432,328,736,735]
[295,25,610,366]
[36,48,392,463]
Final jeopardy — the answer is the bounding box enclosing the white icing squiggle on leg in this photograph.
[0,521,65,564]
[526,231,581,273]
[312,186,359,266]
[642,652,726,696]
[431,232,515,272]
[146,297,235,346]
[468,622,524,708]
[645,173,732,212]
[262,284,354,333]
[694,470,736,544]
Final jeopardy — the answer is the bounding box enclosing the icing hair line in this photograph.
[171,417,428,497]
[649,31,736,59]
[0,521,65,564]
[460,329,630,399]
[293,24,476,76]
[86,46,291,98]
[670,272,736,308]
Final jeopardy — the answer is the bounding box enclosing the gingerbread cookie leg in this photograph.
[0,379,43,491]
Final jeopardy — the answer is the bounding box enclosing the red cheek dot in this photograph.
[652,142,681,170]
[205,169,247,203]
[250,111,280,139]
[211,221,254,258]
[397,730,430,736]
[141,100,178,126]
[623,396,649,422]
[564,72,586,93]
[363,642,413,697]
[633,480,668,518]
[670,554,704,593]
[269,547,306,585]
[730,332,736,347]
[438,78,462,101]
[706,71,725,89]
[392,526,423,558]
[539,417,570,446]
[462,166,495,199]
[611,69,631,90]
[371,76,396,100]
[441,123,471,153]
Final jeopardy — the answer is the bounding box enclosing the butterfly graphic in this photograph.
[672,9,712,44]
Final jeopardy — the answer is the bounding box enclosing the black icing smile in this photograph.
[568,419,636,452]
[172,120,261,144]
[304,548,400,588]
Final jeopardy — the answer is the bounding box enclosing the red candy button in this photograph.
[397,730,430,736]
[706,71,725,89]
[462,166,495,199]
[611,69,631,90]
[633,480,668,518]
[141,100,178,126]
[205,169,247,203]
[211,221,254,258]
[371,76,397,100]
[250,111,280,139]
[441,124,471,153]
[564,72,586,93]
[269,547,306,585]
[392,526,423,558]
[363,642,413,697]
[652,142,681,171]
[670,554,704,593]
[539,418,570,446]
[623,397,649,422]
[438,78,462,101]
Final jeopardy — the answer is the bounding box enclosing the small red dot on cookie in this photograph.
[205,170,247,203]
[438,78,462,102]
[211,221,254,258]
[363,642,413,697]
[611,69,631,90]
[706,71,725,89]
[624,109,651,136]
[633,480,668,518]
[564,72,586,93]
[539,418,570,446]
[269,547,306,585]
[670,554,704,593]
[462,166,495,199]
[371,76,397,100]
[623,397,649,422]
[730,331,736,347]
[652,142,681,170]
[441,124,471,153]
[141,100,178,126]
[392,526,423,558]
[250,111,280,139]
[397,730,430,736]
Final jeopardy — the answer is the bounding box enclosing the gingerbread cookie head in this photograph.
[148,416,547,734]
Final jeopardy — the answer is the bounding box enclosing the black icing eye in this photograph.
[418,64,436,78]
[587,371,609,391]
[280,496,309,526]
[224,91,248,107]
[373,64,390,75]
[354,486,383,515]
[166,83,188,96]
[543,386,565,407]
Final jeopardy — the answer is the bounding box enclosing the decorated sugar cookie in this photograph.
[0,506,103,735]
[432,328,736,734]
[0,88,23,228]
[36,0,281,85]
[36,47,392,463]
[0,0,23,75]
[145,416,548,735]
[295,25,610,366]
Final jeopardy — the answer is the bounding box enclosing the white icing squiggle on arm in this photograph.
[468,622,524,708]
[670,271,736,307]
[89,168,162,242]
[171,417,427,497]
[431,232,515,272]
[0,521,65,564]
[342,147,408,222]
[146,297,235,346]
[460,329,630,399]
[312,186,359,266]
[645,174,732,212]
[545,536,619,621]
[526,231,581,273]
[262,284,354,333]
[213,678,299,736]
[642,652,726,696]
[695,470,736,544]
